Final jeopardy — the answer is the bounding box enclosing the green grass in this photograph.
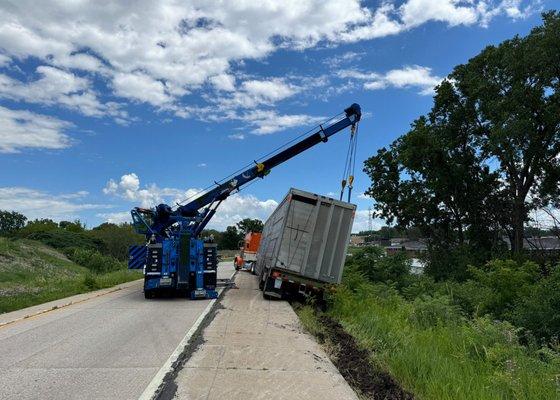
[0,237,141,314]
[326,283,560,400]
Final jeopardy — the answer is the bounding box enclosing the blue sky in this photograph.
[0,0,556,231]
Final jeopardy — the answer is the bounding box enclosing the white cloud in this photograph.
[210,74,236,92]
[0,66,129,120]
[197,163,207,167]
[210,78,299,111]
[112,72,172,107]
[0,53,11,67]
[352,209,386,233]
[0,106,73,153]
[102,173,279,230]
[339,0,534,42]
[0,187,110,221]
[241,110,324,135]
[358,192,370,200]
[340,65,443,95]
[96,211,131,225]
[0,0,531,113]
[228,133,246,140]
[207,193,278,231]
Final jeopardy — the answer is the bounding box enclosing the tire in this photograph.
[258,268,266,290]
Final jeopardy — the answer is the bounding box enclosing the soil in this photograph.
[317,315,414,400]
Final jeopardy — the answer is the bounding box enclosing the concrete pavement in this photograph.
[170,272,359,400]
[0,262,235,400]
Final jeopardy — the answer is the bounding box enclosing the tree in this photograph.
[365,12,560,261]
[220,225,243,250]
[59,220,86,233]
[236,218,264,234]
[0,210,27,235]
[89,223,143,260]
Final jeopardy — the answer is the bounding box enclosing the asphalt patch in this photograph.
[318,315,414,400]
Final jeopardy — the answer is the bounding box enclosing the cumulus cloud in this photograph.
[96,211,132,225]
[0,187,110,221]
[102,173,279,230]
[0,66,128,119]
[339,65,443,95]
[0,106,73,153]
[0,0,532,112]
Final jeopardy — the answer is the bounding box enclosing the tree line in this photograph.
[0,210,264,254]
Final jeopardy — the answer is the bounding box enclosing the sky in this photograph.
[0,0,557,232]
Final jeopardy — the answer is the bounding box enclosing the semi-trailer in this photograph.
[255,188,355,299]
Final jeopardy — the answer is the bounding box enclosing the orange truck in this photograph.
[235,232,262,273]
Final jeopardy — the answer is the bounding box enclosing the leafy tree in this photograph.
[364,12,560,270]
[89,223,144,260]
[346,246,410,284]
[0,210,27,235]
[59,220,86,233]
[220,225,243,250]
[20,219,59,233]
[236,218,264,234]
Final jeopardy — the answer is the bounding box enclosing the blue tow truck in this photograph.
[128,103,361,299]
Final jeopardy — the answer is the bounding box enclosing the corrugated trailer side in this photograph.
[256,188,356,299]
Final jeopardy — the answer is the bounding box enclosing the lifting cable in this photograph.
[173,112,345,210]
[339,122,359,203]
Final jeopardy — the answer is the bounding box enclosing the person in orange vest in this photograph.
[234,255,244,271]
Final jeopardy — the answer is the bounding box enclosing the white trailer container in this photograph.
[255,188,356,298]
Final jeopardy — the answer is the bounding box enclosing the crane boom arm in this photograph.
[178,103,361,216]
[134,103,361,238]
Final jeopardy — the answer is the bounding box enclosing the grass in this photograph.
[325,283,560,400]
[0,237,141,314]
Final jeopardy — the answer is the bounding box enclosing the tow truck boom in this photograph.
[129,103,361,299]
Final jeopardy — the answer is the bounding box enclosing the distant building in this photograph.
[386,240,428,258]
[502,236,560,253]
[349,235,365,246]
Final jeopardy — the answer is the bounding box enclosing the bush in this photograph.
[469,259,540,319]
[511,267,560,344]
[18,229,102,252]
[89,223,143,260]
[409,294,462,328]
[83,274,100,290]
[440,280,494,317]
[67,248,124,274]
[346,246,411,284]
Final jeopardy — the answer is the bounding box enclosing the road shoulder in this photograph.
[166,272,359,400]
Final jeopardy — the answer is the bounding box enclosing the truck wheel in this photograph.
[144,290,154,299]
[262,277,272,299]
[258,269,266,290]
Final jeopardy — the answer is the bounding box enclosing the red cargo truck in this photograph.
[234,232,262,273]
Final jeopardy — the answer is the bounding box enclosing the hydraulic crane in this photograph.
[128,103,361,299]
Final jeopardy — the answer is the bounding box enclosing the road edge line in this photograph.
[138,270,236,400]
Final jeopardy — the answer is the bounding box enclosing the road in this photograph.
[0,262,235,400]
